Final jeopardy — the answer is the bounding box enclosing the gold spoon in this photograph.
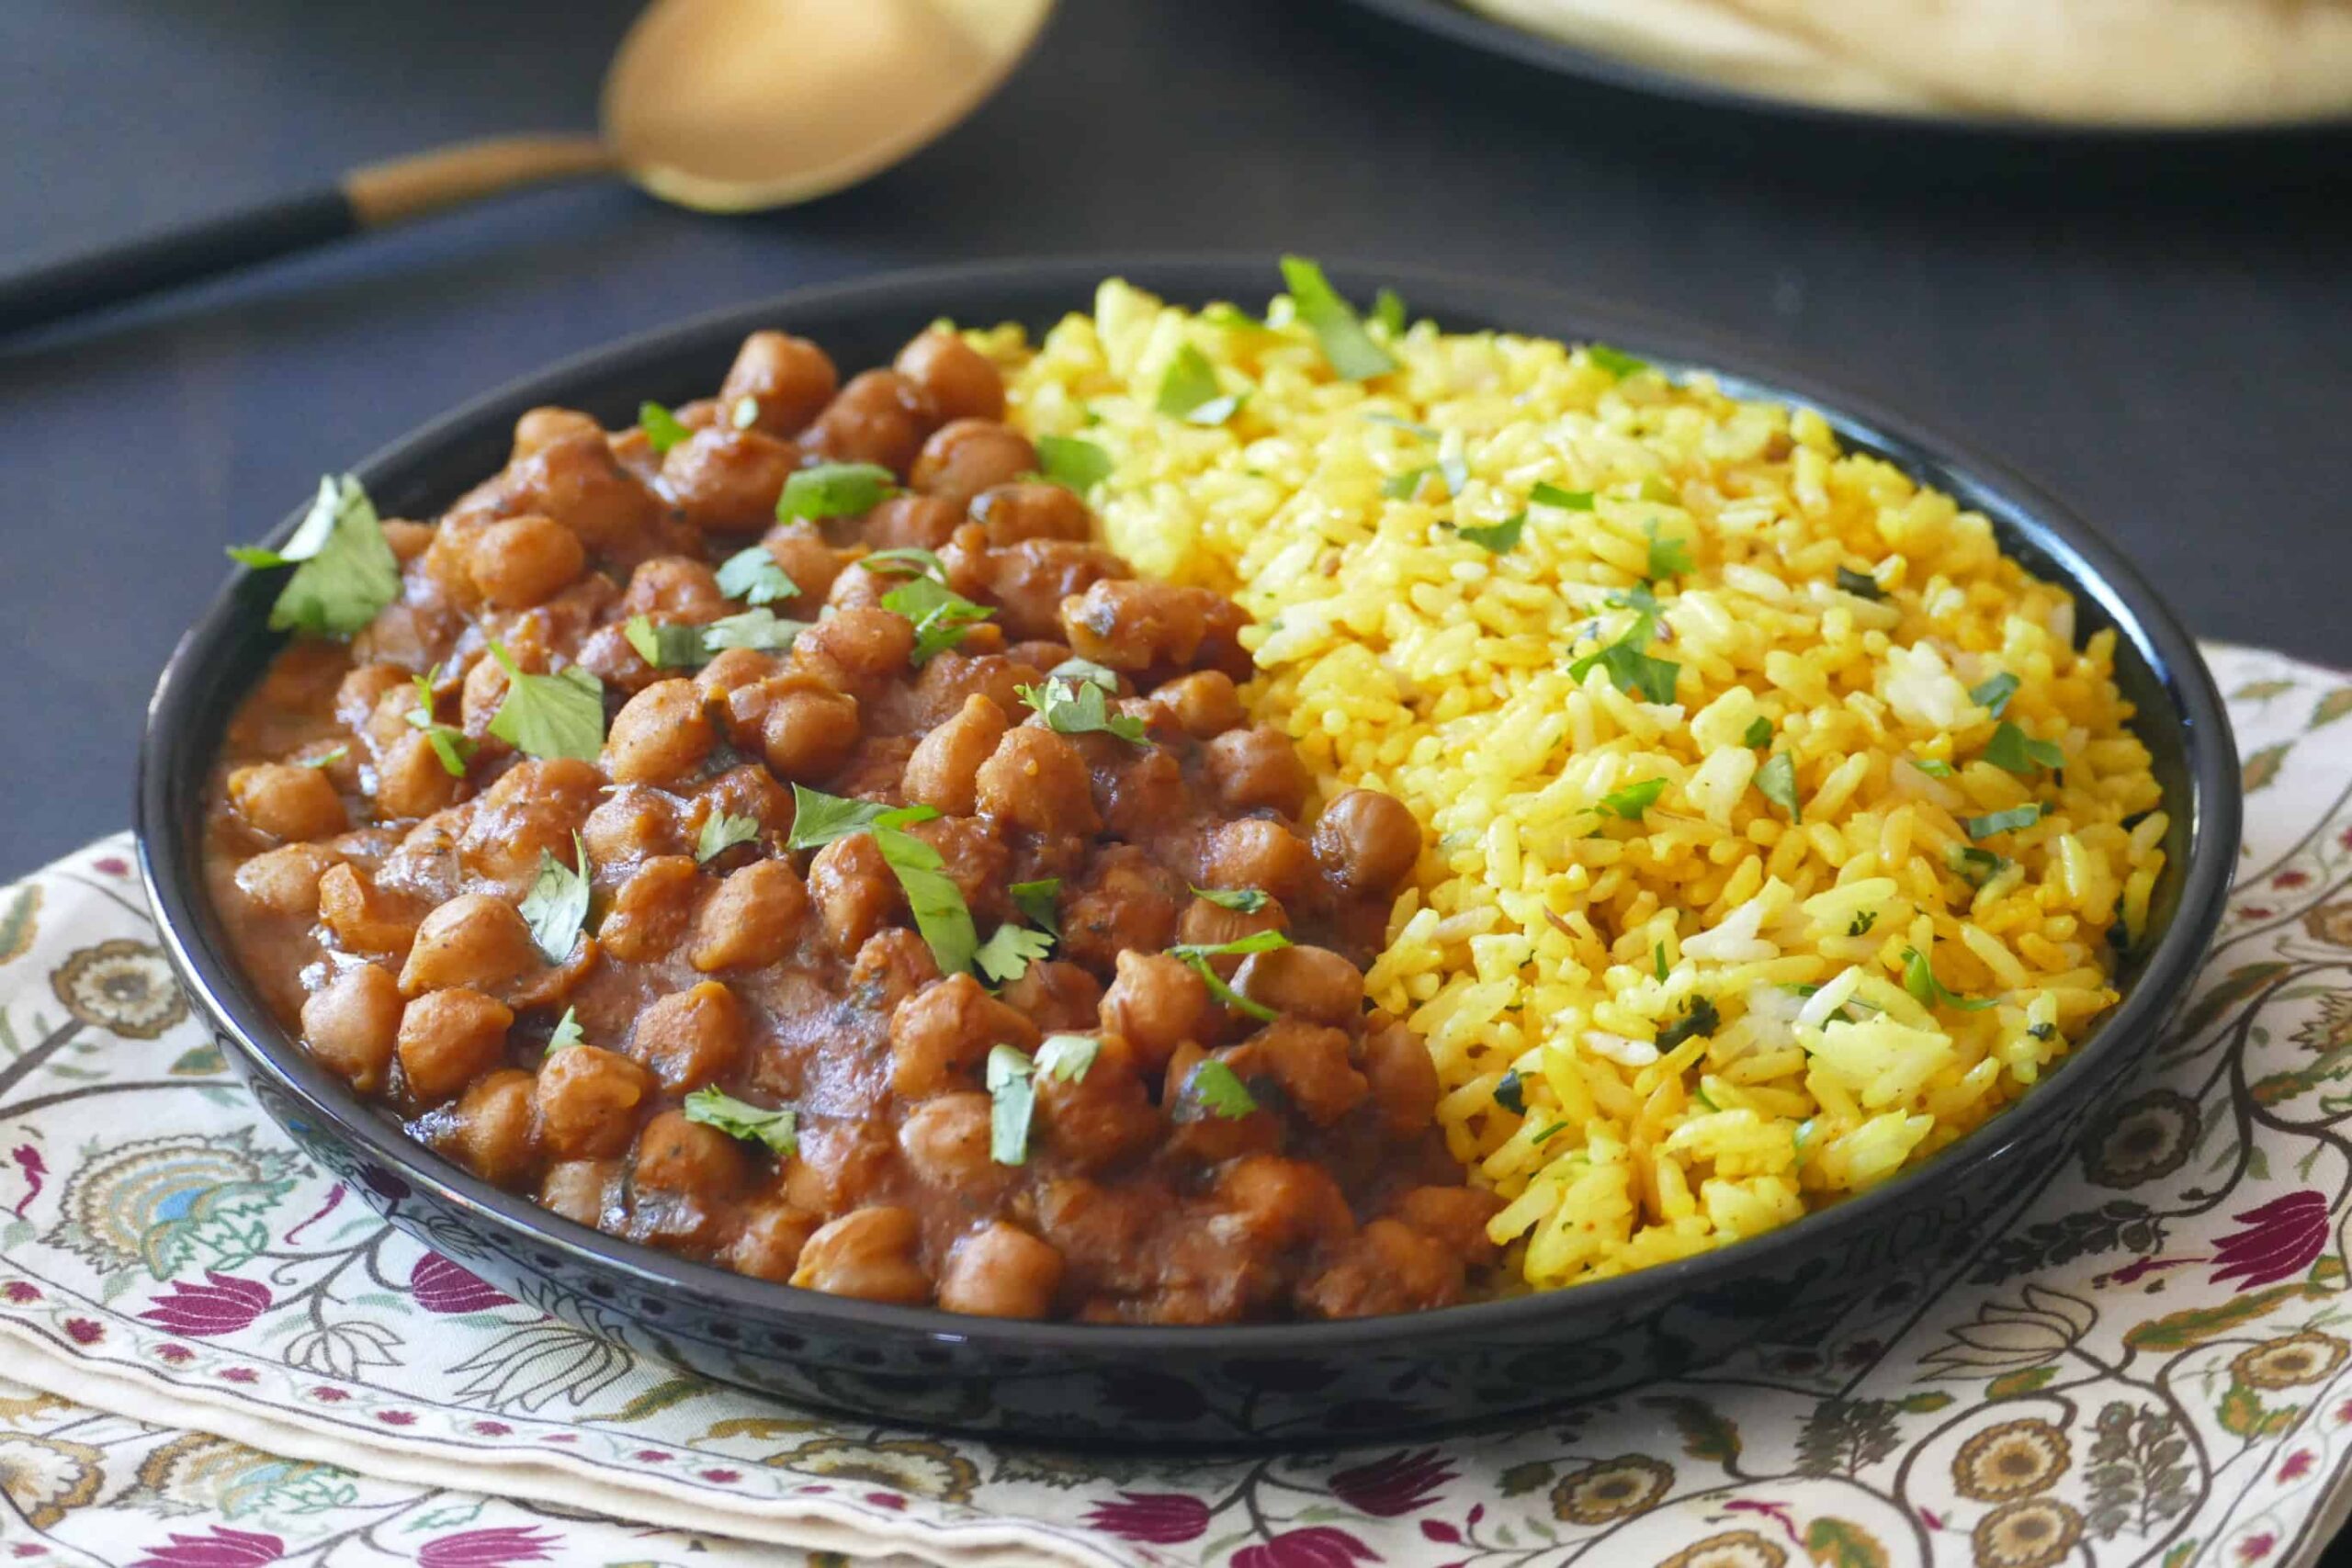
[0,0,1057,335]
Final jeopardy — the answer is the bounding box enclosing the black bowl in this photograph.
[138,256,2239,1446]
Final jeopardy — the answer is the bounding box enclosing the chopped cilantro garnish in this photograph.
[860,547,946,581]
[405,667,474,778]
[2028,1021,2057,1042]
[1365,412,1436,438]
[682,1087,797,1156]
[777,462,897,523]
[1019,678,1148,744]
[1370,287,1407,336]
[715,545,798,606]
[1035,1033,1101,1083]
[1157,344,1238,424]
[485,642,605,761]
[1586,344,1647,379]
[1983,722,2064,775]
[1046,656,1120,693]
[1743,716,1774,749]
[1457,513,1525,554]
[1278,256,1396,380]
[1849,910,1878,937]
[624,615,708,670]
[785,786,934,851]
[1971,672,2020,717]
[1909,756,1956,779]
[975,922,1054,985]
[701,608,807,655]
[1191,886,1271,913]
[883,575,994,664]
[1531,482,1596,511]
[300,746,348,770]
[1010,878,1061,935]
[1173,1058,1260,1122]
[1950,845,2006,886]
[1834,565,1884,601]
[639,401,691,455]
[545,1007,584,1054]
[1901,945,1997,1012]
[1035,434,1114,493]
[1965,803,2043,840]
[1755,752,1802,823]
[1598,778,1667,820]
[1568,628,1680,705]
[1530,1120,1569,1145]
[695,811,763,863]
[874,821,978,977]
[1654,942,1669,982]
[1645,522,1694,581]
[1168,928,1293,1022]
[1656,996,1720,1051]
[227,475,401,638]
[518,831,591,962]
[1493,1069,1527,1115]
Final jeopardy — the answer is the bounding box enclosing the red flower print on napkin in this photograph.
[411,1253,514,1314]
[1080,1493,1212,1544]
[2211,1191,2330,1290]
[140,1273,270,1337]
[128,1526,283,1567]
[416,1527,561,1567]
[1234,1526,1381,1568]
[1329,1450,1456,1517]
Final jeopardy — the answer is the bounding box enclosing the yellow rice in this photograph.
[973,278,2167,1293]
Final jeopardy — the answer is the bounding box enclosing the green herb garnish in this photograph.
[1019,678,1148,744]
[1168,928,1293,1022]
[227,475,401,638]
[1909,756,1956,779]
[1457,514,1525,554]
[701,608,808,655]
[639,401,691,455]
[715,545,798,606]
[546,1007,584,1054]
[1365,412,1437,438]
[1901,946,1997,1012]
[778,462,897,523]
[485,642,605,761]
[624,615,707,670]
[1965,804,2043,840]
[1035,1033,1100,1083]
[1743,716,1774,749]
[1645,522,1694,581]
[518,831,591,962]
[975,923,1054,985]
[300,746,349,770]
[1598,778,1667,821]
[883,575,994,664]
[875,821,978,976]
[1755,752,1801,824]
[1370,287,1407,336]
[2028,1021,2057,1042]
[1278,256,1396,380]
[1586,344,1647,379]
[1010,878,1061,935]
[405,667,475,778]
[1568,628,1680,705]
[987,1044,1036,1165]
[1848,910,1878,937]
[860,547,946,581]
[1983,722,2064,776]
[683,1087,797,1156]
[696,811,763,863]
[1834,566,1884,601]
[1531,482,1596,511]
[1656,996,1721,1051]
[786,785,933,851]
[1156,344,1238,425]
[1046,656,1120,694]
[1493,1069,1527,1116]
[1174,1057,1261,1122]
[1191,886,1270,913]
[1949,845,2006,887]
[1971,672,2020,717]
[1035,434,1114,493]
[1654,942,1669,982]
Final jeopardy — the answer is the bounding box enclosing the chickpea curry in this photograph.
[206,325,1503,1324]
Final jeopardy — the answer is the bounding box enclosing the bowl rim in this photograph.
[139,253,2241,1357]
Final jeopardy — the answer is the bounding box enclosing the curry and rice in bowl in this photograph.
[198,261,2167,1325]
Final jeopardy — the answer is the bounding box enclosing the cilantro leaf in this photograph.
[860,547,946,581]
[1531,1120,1569,1145]
[1755,752,1802,823]
[1586,344,1648,378]
[1365,412,1436,438]
[518,831,591,962]
[715,545,798,605]
[1035,1033,1100,1083]
[1173,1057,1260,1122]
[1382,466,1434,501]
[300,746,349,770]
[1654,942,1669,981]
[1965,803,2043,840]
[1656,995,1720,1050]
[1639,474,1679,504]
[1493,1068,1526,1115]
[875,823,978,976]
[1835,565,1884,601]
[1278,256,1396,380]
[1035,434,1114,494]
[1645,522,1693,580]
[1191,886,1271,913]
[1019,679,1148,745]
[1371,288,1407,335]
[1983,722,2064,775]
[1971,672,2020,717]
[1743,716,1774,749]
[546,1007,585,1053]
[1598,778,1667,820]
[778,462,897,523]
[1568,631,1680,705]
[785,785,935,851]
[1046,657,1120,694]
[682,1087,797,1156]
[1531,482,1596,511]
[1457,513,1525,554]
[1849,910,1878,936]
[987,1043,1036,1165]
[702,608,808,654]
[1901,945,1997,1012]
[485,643,605,761]
[405,667,474,778]
[639,400,691,455]
[696,810,763,863]
[883,574,994,664]
[624,615,708,670]
[1157,344,1227,423]
[1011,878,1061,935]
[1168,929,1293,1022]
[1909,756,1955,778]
[227,475,401,638]
[1950,844,2006,886]
[1201,301,1263,331]
[975,922,1054,985]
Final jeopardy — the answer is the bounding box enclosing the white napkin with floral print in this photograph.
[3,642,2352,1568]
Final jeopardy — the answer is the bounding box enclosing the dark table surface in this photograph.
[2,0,2347,888]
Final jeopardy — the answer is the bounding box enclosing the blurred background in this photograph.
[1,0,2347,879]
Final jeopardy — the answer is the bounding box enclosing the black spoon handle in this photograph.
[0,135,616,338]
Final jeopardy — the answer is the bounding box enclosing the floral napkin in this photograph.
[3,642,2351,1568]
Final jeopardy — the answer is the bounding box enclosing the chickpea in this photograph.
[1176,891,1287,952]
[335,663,413,734]
[910,420,1035,503]
[1250,1017,1368,1126]
[469,514,585,609]
[1204,727,1313,818]
[1216,1155,1356,1251]
[317,864,421,955]
[581,785,684,870]
[620,556,730,624]
[458,649,513,739]
[301,964,402,1092]
[381,518,435,561]
[862,493,963,552]
[632,1109,748,1200]
[1391,1186,1505,1268]
[968,482,1091,546]
[1035,1032,1161,1171]
[1162,1045,1281,1165]
[234,842,341,919]
[1313,789,1422,895]
[781,1118,900,1215]
[535,1044,653,1159]
[692,763,794,842]
[599,854,700,963]
[447,1069,540,1186]
[974,728,1100,837]
[1299,1218,1464,1319]
[900,814,1011,928]
[1097,748,1187,842]
[399,892,541,997]
[893,329,1004,423]
[978,537,1130,641]
[1057,579,1218,671]
[795,605,915,696]
[808,833,901,953]
[1034,1178,1156,1296]
[846,928,940,1012]
[1098,952,1213,1071]
[900,693,1008,816]
[889,974,1039,1099]
[757,522,842,604]
[695,647,782,708]
[790,1206,932,1304]
[1360,1020,1441,1137]
[396,987,513,1102]
[996,959,1102,1033]
[540,1158,618,1225]
[1232,944,1363,1028]
[661,425,798,534]
[503,432,664,557]
[1150,670,1245,739]
[228,761,346,842]
[511,406,602,462]
[1060,848,1187,976]
[936,1223,1064,1319]
[628,979,748,1092]
[603,679,716,788]
[805,370,938,476]
[688,860,808,972]
[720,331,840,436]
[897,1092,1012,1193]
[1200,818,1317,904]
[376,731,464,819]
[728,1201,824,1282]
